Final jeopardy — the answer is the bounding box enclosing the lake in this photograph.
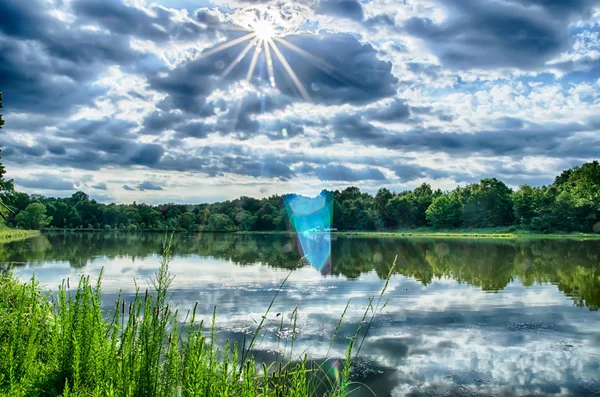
[2,232,600,396]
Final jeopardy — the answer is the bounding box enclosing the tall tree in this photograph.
[15,203,52,230]
[426,193,462,228]
[374,188,393,226]
[0,92,4,130]
[0,93,21,224]
[461,178,514,228]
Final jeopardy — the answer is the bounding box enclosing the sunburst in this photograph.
[200,9,336,102]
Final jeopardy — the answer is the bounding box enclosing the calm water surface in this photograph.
[2,232,600,396]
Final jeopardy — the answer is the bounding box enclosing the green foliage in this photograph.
[205,213,234,232]
[460,178,514,228]
[0,92,4,130]
[15,203,52,230]
[426,193,462,228]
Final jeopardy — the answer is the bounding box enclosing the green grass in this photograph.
[236,228,600,239]
[0,237,395,397]
[333,229,600,239]
[0,226,39,242]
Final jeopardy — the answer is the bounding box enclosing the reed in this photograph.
[0,237,394,397]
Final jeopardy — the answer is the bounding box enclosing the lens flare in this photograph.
[284,192,333,274]
[327,359,342,386]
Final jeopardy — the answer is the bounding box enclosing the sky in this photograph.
[1,0,599,204]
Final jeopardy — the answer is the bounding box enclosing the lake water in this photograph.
[2,232,600,396]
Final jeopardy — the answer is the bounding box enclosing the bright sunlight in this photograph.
[254,19,276,40]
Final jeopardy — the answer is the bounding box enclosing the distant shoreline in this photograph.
[25,228,600,240]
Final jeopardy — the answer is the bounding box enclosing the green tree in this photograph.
[374,188,393,227]
[426,193,462,228]
[0,92,4,130]
[235,210,257,231]
[513,184,537,227]
[0,95,18,223]
[461,178,514,227]
[178,212,194,230]
[205,213,234,232]
[386,195,416,228]
[0,152,20,224]
[411,183,436,226]
[15,203,52,230]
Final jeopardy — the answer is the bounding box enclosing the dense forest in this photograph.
[1,151,599,234]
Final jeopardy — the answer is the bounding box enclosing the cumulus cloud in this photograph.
[1,0,599,200]
[137,181,164,191]
[317,0,364,21]
[15,174,75,191]
[404,0,574,70]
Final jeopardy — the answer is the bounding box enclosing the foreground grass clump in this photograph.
[0,239,394,397]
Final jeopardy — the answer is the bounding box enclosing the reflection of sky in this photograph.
[12,254,600,397]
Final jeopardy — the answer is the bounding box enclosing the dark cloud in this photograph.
[404,0,571,70]
[332,114,600,159]
[332,114,383,141]
[15,174,75,191]
[365,99,411,122]
[0,0,161,115]
[142,111,185,135]
[175,121,210,139]
[318,0,364,21]
[393,163,476,183]
[220,156,296,180]
[137,181,164,191]
[313,165,387,181]
[91,183,108,190]
[72,0,218,42]
[504,0,599,18]
[123,185,136,191]
[149,31,397,121]
[128,144,165,167]
[0,117,169,171]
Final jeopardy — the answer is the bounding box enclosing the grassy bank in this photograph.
[333,230,600,239]
[0,227,39,242]
[237,228,600,239]
[0,238,394,397]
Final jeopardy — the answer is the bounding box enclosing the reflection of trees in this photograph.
[1,233,599,310]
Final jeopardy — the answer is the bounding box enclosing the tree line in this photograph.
[1,155,599,233]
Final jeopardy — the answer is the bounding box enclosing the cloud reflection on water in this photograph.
[4,234,600,396]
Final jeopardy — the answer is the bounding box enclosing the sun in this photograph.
[201,7,336,101]
[254,19,276,40]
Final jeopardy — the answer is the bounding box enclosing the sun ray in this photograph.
[267,39,312,101]
[274,37,335,74]
[246,39,263,81]
[274,36,358,88]
[264,39,276,88]
[222,37,259,78]
[200,32,256,58]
